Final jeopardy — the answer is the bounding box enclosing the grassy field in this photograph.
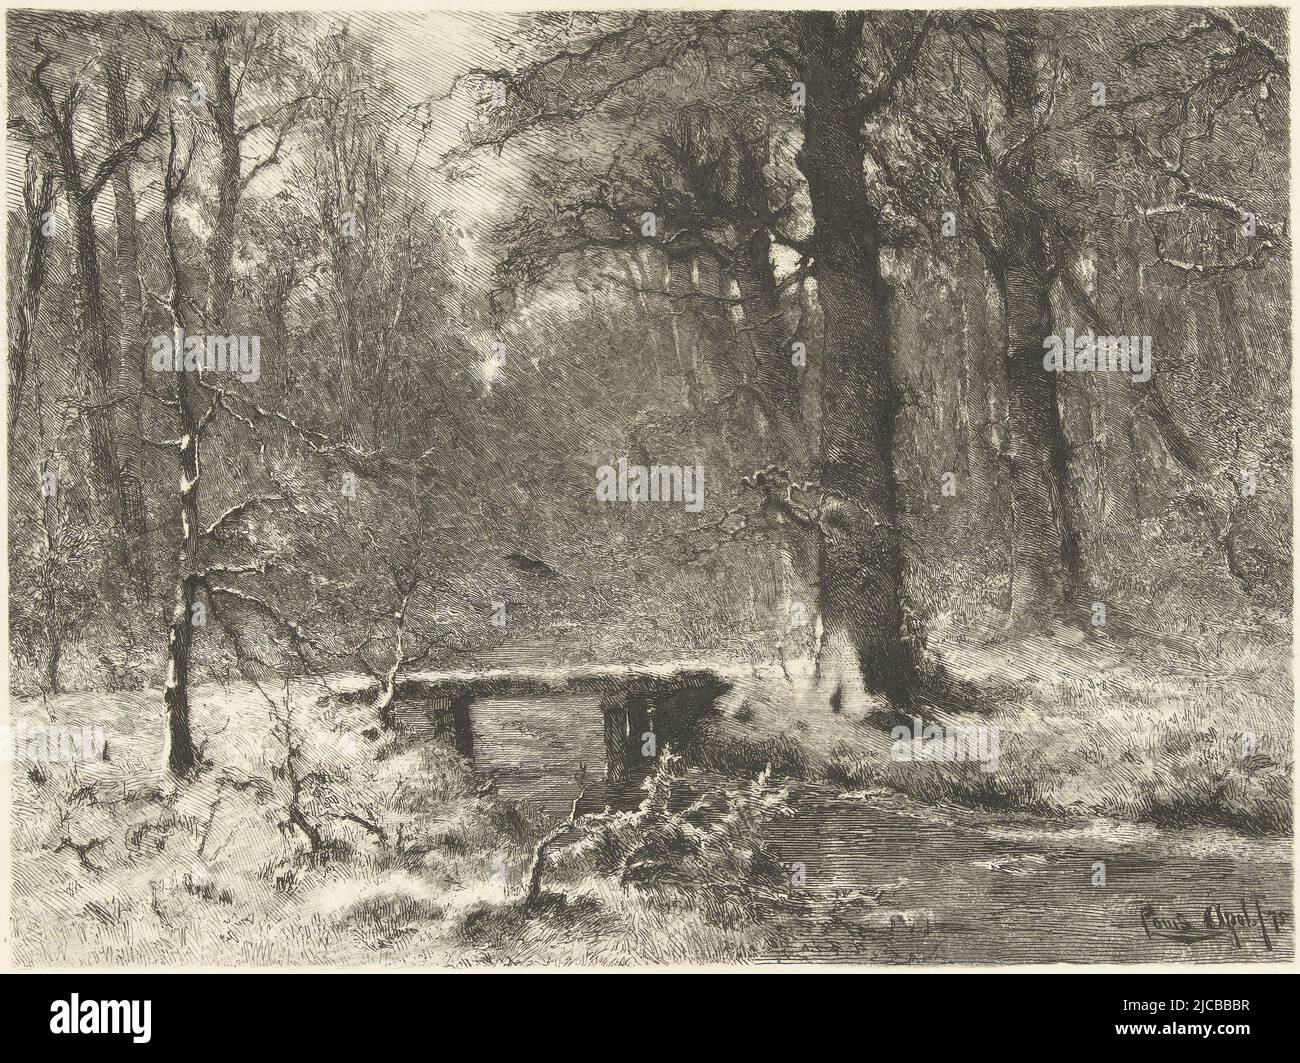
[9,680,800,967]
[8,606,1292,966]
[705,620,1293,836]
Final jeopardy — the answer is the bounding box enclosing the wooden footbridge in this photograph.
[366,664,735,781]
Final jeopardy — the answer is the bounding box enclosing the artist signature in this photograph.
[1141,898,1291,950]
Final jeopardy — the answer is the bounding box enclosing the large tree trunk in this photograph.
[162,556,200,777]
[732,223,810,465]
[955,252,1000,516]
[796,13,917,705]
[731,131,810,464]
[729,209,820,633]
[66,194,128,530]
[1000,262,1080,620]
[205,24,242,332]
[1000,26,1082,623]
[665,252,700,412]
[1086,125,1144,532]
[160,366,202,779]
[160,129,201,778]
[9,154,54,440]
[28,46,153,593]
[372,587,417,731]
[105,55,152,600]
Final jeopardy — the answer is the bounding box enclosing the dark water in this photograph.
[463,694,615,813]
[441,693,1295,965]
[761,790,1292,964]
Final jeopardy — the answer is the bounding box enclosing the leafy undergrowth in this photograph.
[10,685,800,967]
[866,526,1294,834]
[693,599,1291,835]
[821,620,1293,835]
[9,578,1293,971]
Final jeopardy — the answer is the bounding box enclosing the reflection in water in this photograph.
[466,694,617,815]
[397,693,655,817]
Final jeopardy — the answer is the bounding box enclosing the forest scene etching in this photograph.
[2,3,1293,967]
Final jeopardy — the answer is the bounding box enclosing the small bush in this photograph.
[544,754,795,926]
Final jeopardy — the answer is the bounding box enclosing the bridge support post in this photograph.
[626,686,654,770]
[602,688,630,783]
[603,685,659,782]
[449,692,474,758]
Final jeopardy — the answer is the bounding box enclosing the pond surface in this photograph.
[464,694,617,814]
[761,789,1292,964]
[415,690,1294,965]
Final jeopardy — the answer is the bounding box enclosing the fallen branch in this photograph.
[523,765,593,909]
[54,836,107,874]
[329,810,388,845]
